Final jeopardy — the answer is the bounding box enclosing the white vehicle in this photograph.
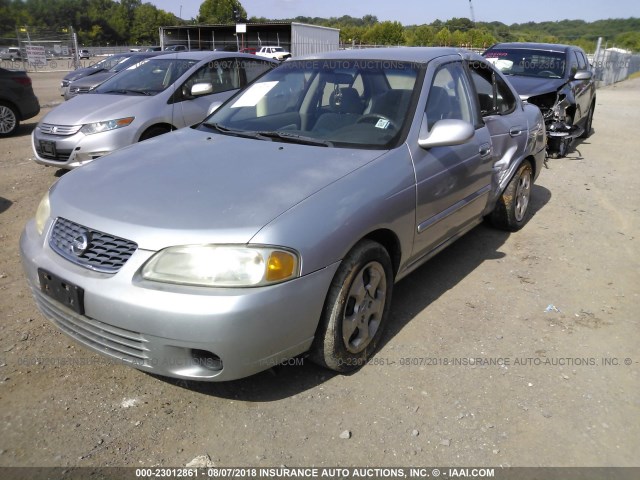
[256,46,291,61]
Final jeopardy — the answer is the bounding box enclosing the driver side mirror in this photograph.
[191,82,213,97]
[418,116,475,149]
[573,70,593,81]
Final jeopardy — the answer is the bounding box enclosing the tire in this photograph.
[490,160,533,232]
[0,101,19,137]
[579,101,595,139]
[310,240,393,373]
[139,125,172,141]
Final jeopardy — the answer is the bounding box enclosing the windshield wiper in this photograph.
[100,89,152,96]
[201,122,270,140]
[257,131,333,147]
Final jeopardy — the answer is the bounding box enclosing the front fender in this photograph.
[249,146,417,277]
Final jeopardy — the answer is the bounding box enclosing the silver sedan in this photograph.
[21,48,546,381]
[32,52,277,169]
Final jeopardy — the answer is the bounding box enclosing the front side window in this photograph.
[241,59,276,84]
[425,62,474,130]
[180,58,240,99]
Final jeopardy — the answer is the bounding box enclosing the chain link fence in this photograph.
[0,26,78,71]
[589,48,640,87]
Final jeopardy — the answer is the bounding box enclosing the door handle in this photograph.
[479,144,491,157]
[509,127,524,137]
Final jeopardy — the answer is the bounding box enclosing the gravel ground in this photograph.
[0,71,638,468]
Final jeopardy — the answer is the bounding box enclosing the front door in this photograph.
[411,61,494,258]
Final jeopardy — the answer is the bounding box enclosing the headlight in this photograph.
[35,192,50,235]
[80,117,134,135]
[141,245,300,287]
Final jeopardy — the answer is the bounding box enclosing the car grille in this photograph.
[34,145,73,162]
[49,217,138,273]
[69,86,92,95]
[39,123,82,136]
[32,286,149,363]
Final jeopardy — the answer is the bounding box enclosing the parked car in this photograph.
[65,52,166,100]
[256,45,291,61]
[0,47,23,61]
[164,45,187,51]
[145,46,162,52]
[21,48,545,382]
[60,53,135,97]
[0,67,40,136]
[78,49,91,60]
[32,52,277,169]
[484,42,596,158]
[239,47,257,55]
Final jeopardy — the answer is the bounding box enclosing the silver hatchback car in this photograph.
[32,52,277,169]
[21,48,546,382]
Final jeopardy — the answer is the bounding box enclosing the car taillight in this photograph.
[12,76,32,87]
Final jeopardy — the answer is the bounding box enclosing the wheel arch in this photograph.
[360,228,402,278]
[0,98,21,119]
[138,122,176,141]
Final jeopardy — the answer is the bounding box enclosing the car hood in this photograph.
[51,127,386,250]
[41,94,150,125]
[504,75,567,99]
[64,67,104,82]
[69,72,115,88]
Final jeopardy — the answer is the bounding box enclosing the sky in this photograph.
[149,0,640,25]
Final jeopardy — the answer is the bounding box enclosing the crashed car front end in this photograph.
[526,89,583,158]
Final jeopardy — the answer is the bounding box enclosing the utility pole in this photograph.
[468,0,476,24]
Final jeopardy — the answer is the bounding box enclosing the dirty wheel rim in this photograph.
[0,105,17,134]
[515,168,532,222]
[342,261,387,354]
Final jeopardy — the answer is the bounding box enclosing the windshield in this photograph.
[94,58,198,95]
[199,59,422,149]
[485,49,566,78]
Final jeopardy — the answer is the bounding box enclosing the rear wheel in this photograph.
[310,240,393,372]
[0,102,19,137]
[490,160,533,232]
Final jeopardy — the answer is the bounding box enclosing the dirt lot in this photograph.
[0,72,638,469]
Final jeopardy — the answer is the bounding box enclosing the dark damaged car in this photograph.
[484,42,596,158]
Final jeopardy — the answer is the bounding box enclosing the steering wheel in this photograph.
[356,113,398,130]
[538,70,556,77]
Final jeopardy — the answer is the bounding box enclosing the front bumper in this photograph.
[20,220,338,381]
[31,124,137,169]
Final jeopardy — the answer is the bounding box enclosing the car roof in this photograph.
[153,51,278,62]
[297,47,482,63]
[488,42,578,53]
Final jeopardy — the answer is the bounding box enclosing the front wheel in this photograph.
[310,240,393,372]
[490,160,533,232]
[580,102,595,139]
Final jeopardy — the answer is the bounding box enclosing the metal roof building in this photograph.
[159,22,340,57]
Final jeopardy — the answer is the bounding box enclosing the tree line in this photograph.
[1,0,638,52]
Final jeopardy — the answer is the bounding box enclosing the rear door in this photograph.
[411,60,494,258]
